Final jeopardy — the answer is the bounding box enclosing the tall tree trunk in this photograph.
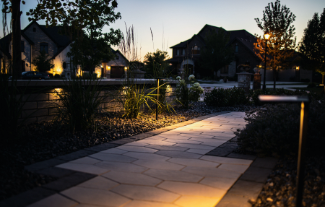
[12,0,21,79]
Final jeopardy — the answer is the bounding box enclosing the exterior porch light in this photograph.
[296,66,300,70]
[258,95,310,207]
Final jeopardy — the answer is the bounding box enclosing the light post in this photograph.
[263,32,270,91]
[258,95,310,207]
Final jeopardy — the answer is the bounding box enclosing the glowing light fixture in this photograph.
[296,66,300,70]
[264,33,270,40]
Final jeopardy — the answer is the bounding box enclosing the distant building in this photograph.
[167,24,312,81]
[0,21,128,78]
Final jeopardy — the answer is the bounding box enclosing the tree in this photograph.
[1,0,26,79]
[32,50,54,72]
[143,49,169,78]
[254,0,296,89]
[299,9,325,92]
[199,28,234,78]
[27,0,122,75]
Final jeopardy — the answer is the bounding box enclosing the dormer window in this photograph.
[192,45,200,54]
[183,49,185,55]
[40,42,48,54]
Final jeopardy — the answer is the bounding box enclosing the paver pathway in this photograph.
[28,112,253,207]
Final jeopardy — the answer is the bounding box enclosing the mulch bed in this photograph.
[251,155,325,207]
[0,102,253,201]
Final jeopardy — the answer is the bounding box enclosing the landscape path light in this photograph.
[263,32,270,92]
[258,95,310,207]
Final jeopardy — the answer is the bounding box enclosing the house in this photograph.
[167,24,312,81]
[0,21,128,78]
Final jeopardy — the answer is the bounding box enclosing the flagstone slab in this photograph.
[186,148,213,155]
[111,185,180,202]
[174,143,215,150]
[102,171,162,186]
[182,166,242,179]
[117,145,158,153]
[62,186,130,206]
[77,176,119,190]
[70,157,101,165]
[218,163,250,173]
[158,181,226,198]
[89,153,137,163]
[57,163,109,175]
[100,148,128,154]
[199,177,237,190]
[145,145,189,151]
[133,159,184,170]
[124,152,170,161]
[200,156,253,165]
[122,141,150,147]
[144,169,203,182]
[123,200,179,207]
[155,150,202,159]
[174,195,220,207]
[27,194,77,207]
[168,158,220,168]
[164,139,202,144]
[94,161,148,173]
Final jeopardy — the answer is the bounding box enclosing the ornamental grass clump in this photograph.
[55,77,105,133]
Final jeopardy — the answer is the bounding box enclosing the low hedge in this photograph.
[204,87,249,107]
[236,98,325,156]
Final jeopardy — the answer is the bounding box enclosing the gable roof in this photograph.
[0,34,11,58]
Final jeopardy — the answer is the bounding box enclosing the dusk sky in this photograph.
[2,0,325,61]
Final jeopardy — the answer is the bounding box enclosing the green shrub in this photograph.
[175,79,189,109]
[188,82,204,102]
[236,98,325,156]
[55,78,104,133]
[204,87,249,107]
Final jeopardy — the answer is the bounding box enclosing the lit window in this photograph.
[40,42,48,54]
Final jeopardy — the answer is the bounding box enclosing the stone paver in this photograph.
[27,194,77,207]
[61,186,130,206]
[26,112,258,207]
[111,185,180,202]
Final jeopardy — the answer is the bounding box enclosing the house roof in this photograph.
[0,33,11,58]
[170,39,190,48]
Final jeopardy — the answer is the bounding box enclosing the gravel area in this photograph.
[251,155,325,207]
[0,102,255,201]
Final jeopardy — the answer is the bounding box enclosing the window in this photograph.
[40,43,48,54]
[21,41,24,52]
[183,49,185,55]
[192,45,200,54]
[177,49,179,56]
[235,43,238,53]
[116,55,119,60]
[33,27,36,32]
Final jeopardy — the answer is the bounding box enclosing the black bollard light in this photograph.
[258,95,309,207]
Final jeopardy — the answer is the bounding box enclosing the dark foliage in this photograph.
[204,87,249,107]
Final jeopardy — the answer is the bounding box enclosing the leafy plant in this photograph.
[175,79,189,109]
[188,82,204,102]
[55,77,105,133]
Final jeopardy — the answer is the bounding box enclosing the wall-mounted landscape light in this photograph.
[259,95,309,207]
